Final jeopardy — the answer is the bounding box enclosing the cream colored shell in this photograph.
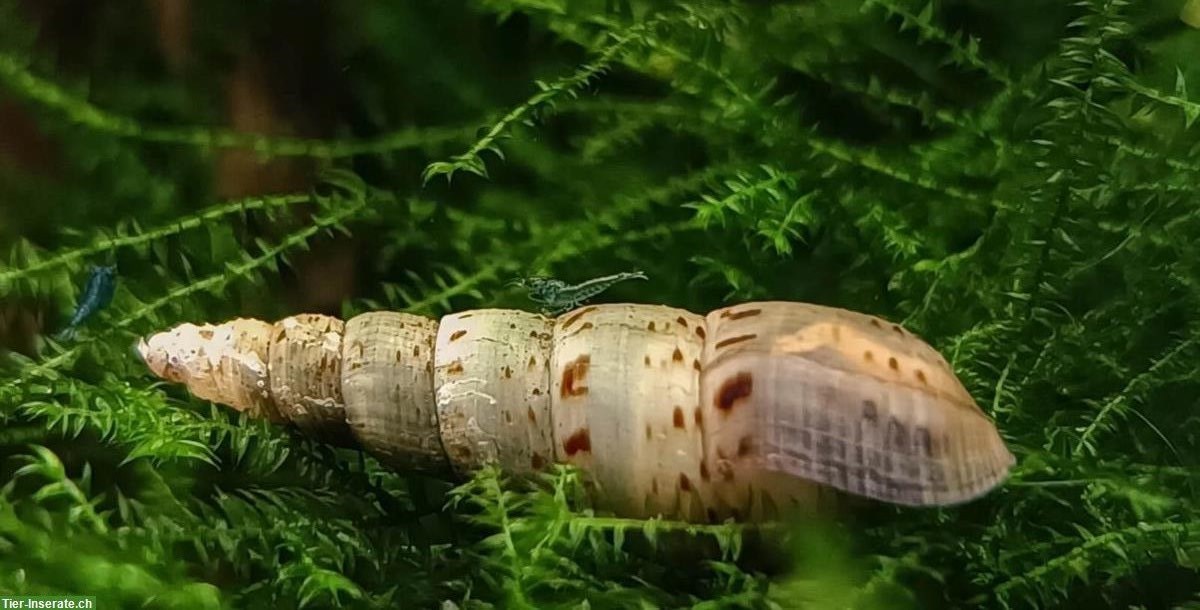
[433,309,554,477]
[341,312,445,471]
[136,301,1015,522]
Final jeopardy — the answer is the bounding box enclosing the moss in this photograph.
[1,0,1198,607]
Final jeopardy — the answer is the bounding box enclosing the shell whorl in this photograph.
[136,301,1015,522]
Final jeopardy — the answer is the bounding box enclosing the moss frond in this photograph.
[1,0,1198,606]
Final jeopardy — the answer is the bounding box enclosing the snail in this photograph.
[136,301,1015,523]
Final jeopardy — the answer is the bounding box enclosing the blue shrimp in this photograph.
[510,270,648,316]
[56,265,117,341]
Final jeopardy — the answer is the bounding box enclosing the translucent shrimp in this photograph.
[509,271,647,315]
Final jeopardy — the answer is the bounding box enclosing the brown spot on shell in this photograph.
[699,460,710,480]
[715,372,753,412]
[651,478,659,494]
[459,313,473,319]
[532,388,542,396]
[673,407,685,429]
[560,355,591,398]
[870,318,883,329]
[645,424,652,440]
[888,357,899,371]
[531,452,546,470]
[425,361,432,373]
[449,329,467,342]
[737,436,756,457]
[916,370,927,383]
[504,411,512,424]
[644,355,652,367]
[694,407,704,430]
[727,308,762,320]
[647,321,656,331]
[528,355,537,370]
[678,473,692,492]
[580,322,593,330]
[509,323,516,329]
[447,360,464,375]
[199,329,214,340]
[892,324,904,335]
[672,347,684,362]
[527,406,537,423]
[695,326,706,339]
[504,365,513,379]
[561,306,598,329]
[676,316,688,327]
[563,428,591,456]
[864,350,874,362]
[692,359,701,371]
[396,350,403,362]
[715,334,757,349]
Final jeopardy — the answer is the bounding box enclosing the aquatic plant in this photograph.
[0,0,1197,607]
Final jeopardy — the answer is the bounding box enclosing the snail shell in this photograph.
[137,301,1014,522]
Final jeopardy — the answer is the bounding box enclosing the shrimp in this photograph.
[56,265,117,341]
[510,271,647,315]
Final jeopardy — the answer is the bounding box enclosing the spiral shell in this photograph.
[137,301,1015,522]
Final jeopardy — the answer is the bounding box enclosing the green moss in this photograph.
[1,0,1198,607]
